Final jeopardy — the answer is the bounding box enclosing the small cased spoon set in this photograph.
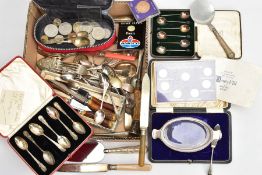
[9,97,92,175]
[0,57,92,175]
[151,10,195,58]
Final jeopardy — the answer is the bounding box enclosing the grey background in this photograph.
[0,0,262,175]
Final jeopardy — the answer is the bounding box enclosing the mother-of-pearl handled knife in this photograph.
[138,73,150,166]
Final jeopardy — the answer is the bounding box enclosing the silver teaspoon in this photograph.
[53,102,86,135]
[38,115,71,149]
[29,123,66,152]
[208,124,222,175]
[46,106,78,141]
[23,131,55,165]
[14,136,47,172]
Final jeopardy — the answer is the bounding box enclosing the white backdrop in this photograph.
[1,0,262,175]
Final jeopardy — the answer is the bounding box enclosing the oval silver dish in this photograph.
[152,117,221,153]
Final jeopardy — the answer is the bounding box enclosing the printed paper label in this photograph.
[215,59,262,107]
[0,90,24,125]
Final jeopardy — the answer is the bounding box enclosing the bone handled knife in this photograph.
[138,73,150,166]
[59,164,152,172]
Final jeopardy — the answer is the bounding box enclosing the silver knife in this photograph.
[59,164,152,172]
[138,73,150,166]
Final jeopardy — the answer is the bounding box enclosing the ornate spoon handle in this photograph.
[27,150,47,172]
[59,119,78,140]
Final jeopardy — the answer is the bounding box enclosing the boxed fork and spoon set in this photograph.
[1,0,262,175]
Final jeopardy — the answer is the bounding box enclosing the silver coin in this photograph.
[55,35,64,44]
[53,18,62,27]
[79,24,93,34]
[81,21,91,25]
[89,35,96,46]
[73,22,81,33]
[104,28,112,39]
[91,27,106,40]
[44,24,59,38]
[90,22,101,27]
[59,22,73,35]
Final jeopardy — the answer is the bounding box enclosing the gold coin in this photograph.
[127,25,136,32]
[135,0,150,14]
[73,22,81,33]
[68,32,77,38]
[77,31,89,37]
[41,35,49,43]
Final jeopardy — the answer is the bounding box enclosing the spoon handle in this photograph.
[38,116,60,138]
[208,24,235,59]
[59,119,78,140]
[53,102,75,123]
[23,131,43,152]
[108,90,121,118]
[27,150,47,172]
[44,134,66,152]
[208,147,214,175]
[91,97,115,112]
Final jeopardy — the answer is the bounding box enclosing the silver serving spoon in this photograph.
[110,76,122,89]
[157,31,190,39]
[14,136,47,172]
[157,16,190,25]
[101,64,123,94]
[190,0,235,59]
[75,54,93,67]
[101,73,122,119]
[94,74,109,124]
[208,124,222,175]
[157,39,191,48]
[156,46,190,54]
[60,73,76,82]
[161,11,190,19]
[23,131,55,165]
[53,102,86,135]
[38,115,71,149]
[46,106,78,141]
[157,24,190,33]
[102,64,116,77]
[29,123,66,152]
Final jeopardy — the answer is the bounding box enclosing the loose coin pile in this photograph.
[41,18,113,48]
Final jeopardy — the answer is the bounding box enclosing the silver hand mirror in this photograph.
[190,0,235,59]
[152,117,222,153]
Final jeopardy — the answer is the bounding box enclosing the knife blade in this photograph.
[138,73,150,166]
[68,141,140,163]
[59,163,152,172]
[129,50,145,136]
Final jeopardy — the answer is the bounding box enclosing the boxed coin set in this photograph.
[2,0,262,174]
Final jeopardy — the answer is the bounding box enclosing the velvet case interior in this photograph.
[9,97,92,175]
[151,10,195,58]
[33,0,115,51]
[149,112,231,163]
